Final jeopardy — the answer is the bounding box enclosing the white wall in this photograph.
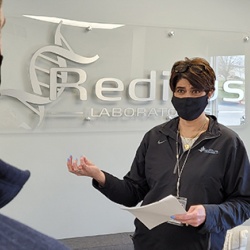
[1,0,250,239]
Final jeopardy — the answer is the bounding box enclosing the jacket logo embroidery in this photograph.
[198,146,219,154]
[158,140,167,144]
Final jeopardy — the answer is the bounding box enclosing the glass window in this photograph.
[207,55,245,126]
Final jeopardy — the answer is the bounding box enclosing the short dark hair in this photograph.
[169,57,216,94]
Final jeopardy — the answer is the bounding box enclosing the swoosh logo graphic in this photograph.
[158,140,167,144]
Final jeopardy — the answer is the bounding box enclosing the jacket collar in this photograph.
[159,115,221,139]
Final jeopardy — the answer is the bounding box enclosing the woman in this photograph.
[67,57,250,250]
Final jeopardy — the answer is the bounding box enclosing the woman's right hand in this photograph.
[67,156,106,186]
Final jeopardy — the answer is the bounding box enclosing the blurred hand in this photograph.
[173,205,206,227]
[67,156,106,186]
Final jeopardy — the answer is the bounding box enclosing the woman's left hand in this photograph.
[173,205,206,227]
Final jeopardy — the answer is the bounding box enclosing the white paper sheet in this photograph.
[122,195,186,230]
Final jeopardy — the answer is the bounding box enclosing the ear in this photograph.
[207,90,214,99]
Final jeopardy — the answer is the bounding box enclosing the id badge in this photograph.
[177,196,187,210]
[167,196,187,227]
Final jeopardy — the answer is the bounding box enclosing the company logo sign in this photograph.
[0,22,99,128]
[0,22,245,129]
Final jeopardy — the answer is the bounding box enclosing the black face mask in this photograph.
[0,54,3,85]
[171,95,208,121]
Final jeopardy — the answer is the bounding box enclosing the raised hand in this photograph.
[67,156,106,186]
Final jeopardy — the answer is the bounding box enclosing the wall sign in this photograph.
[0,18,246,132]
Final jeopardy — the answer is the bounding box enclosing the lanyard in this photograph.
[173,118,208,198]
[174,130,192,198]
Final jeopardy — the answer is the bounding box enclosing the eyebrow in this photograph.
[175,86,199,90]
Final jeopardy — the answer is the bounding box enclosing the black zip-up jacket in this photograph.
[93,115,250,250]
